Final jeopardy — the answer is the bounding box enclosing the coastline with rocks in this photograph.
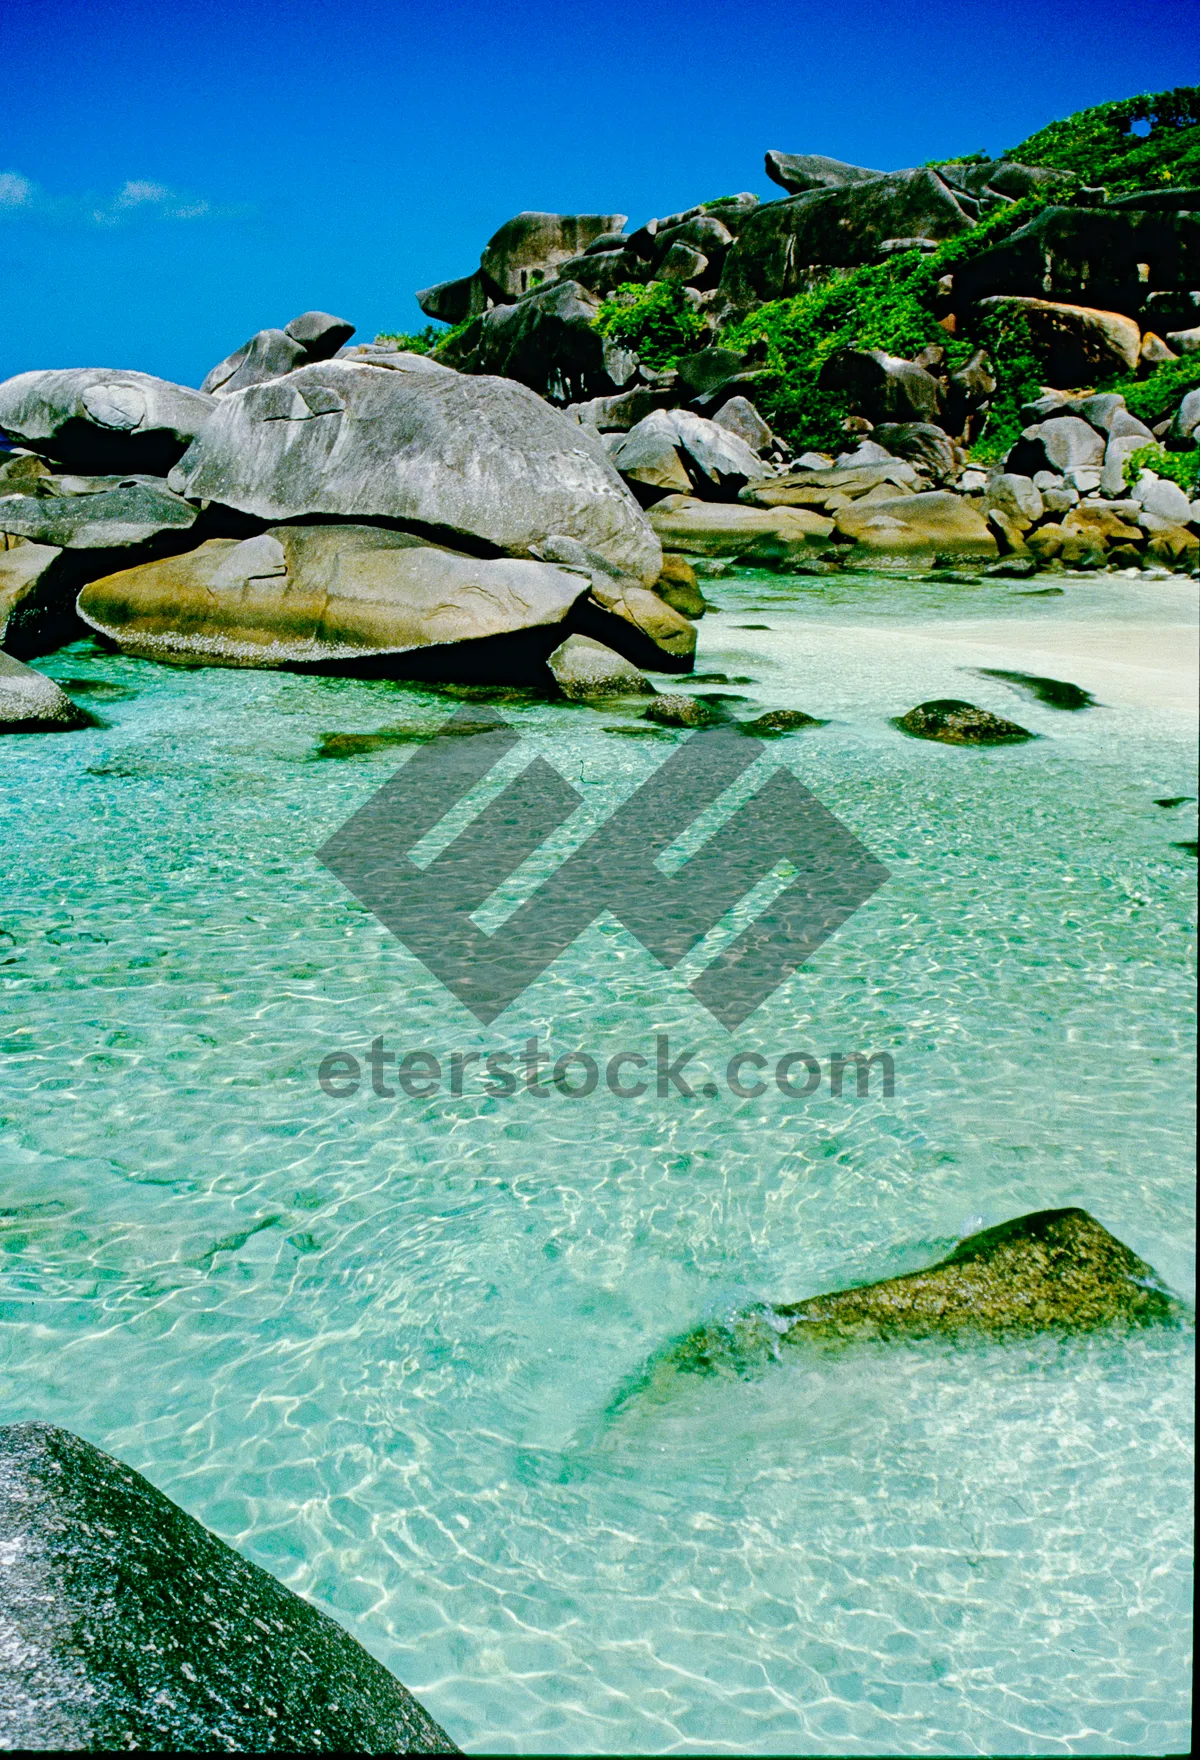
[2,79,1196,1760]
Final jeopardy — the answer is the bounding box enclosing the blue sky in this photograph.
[1,0,1195,388]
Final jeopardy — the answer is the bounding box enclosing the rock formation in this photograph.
[0,1422,458,1753]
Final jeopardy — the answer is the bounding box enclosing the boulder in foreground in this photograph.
[168,360,663,586]
[77,526,595,675]
[0,1421,458,1753]
[615,1209,1185,1405]
[0,368,214,474]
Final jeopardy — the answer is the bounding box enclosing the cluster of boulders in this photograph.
[561,369,1199,578]
[3,141,1199,734]
[416,150,1200,409]
[0,311,720,729]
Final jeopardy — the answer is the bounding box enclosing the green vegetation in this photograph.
[1122,442,1200,494]
[374,324,449,355]
[1100,354,1200,425]
[594,281,706,370]
[719,200,1054,450]
[1008,86,1200,196]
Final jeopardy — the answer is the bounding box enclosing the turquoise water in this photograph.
[1,571,1195,1754]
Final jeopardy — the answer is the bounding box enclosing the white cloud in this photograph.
[0,172,35,210]
[0,171,235,226]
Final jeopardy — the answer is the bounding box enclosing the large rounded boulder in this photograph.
[167,359,662,585]
[77,525,597,675]
[0,369,214,474]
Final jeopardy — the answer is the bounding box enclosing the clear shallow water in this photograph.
[1,570,1195,1754]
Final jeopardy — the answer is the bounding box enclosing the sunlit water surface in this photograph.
[2,570,1195,1754]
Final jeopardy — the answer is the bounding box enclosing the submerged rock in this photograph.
[739,708,826,735]
[167,359,662,587]
[978,668,1096,710]
[641,692,723,728]
[894,698,1034,745]
[616,1209,1185,1404]
[0,368,214,474]
[0,1422,458,1753]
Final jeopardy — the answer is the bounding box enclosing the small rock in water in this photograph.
[642,693,723,728]
[740,708,827,735]
[1154,796,1194,809]
[613,1209,1185,1409]
[547,633,653,700]
[983,556,1037,578]
[894,698,1035,745]
[977,668,1096,711]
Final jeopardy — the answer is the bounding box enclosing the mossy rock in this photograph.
[616,1209,1186,1408]
[740,708,827,736]
[894,698,1034,744]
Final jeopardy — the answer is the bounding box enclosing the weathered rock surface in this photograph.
[1007,414,1107,477]
[764,151,884,194]
[954,205,1200,309]
[618,1211,1183,1402]
[168,360,662,586]
[479,211,628,299]
[434,279,619,402]
[77,526,599,672]
[648,494,835,564]
[201,328,307,396]
[894,698,1034,744]
[547,633,653,699]
[283,310,356,358]
[653,553,706,617]
[820,349,943,424]
[977,296,1141,382]
[0,480,199,548]
[612,410,762,501]
[0,369,215,475]
[0,650,90,731]
[1132,472,1194,531]
[0,540,78,656]
[712,396,772,453]
[0,1422,458,1753]
[742,459,920,509]
[871,422,959,481]
[720,171,974,307]
[834,492,997,562]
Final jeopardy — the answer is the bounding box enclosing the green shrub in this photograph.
[1100,355,1200,425]
[374,324,450,355]
[594,282,705,370]
[1008,86,1200,196]
[1122,443,1200,493]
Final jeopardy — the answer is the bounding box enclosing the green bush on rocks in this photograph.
[594,281,706,370]
[1007,85,1200,197]
[1121,441,1200,493]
